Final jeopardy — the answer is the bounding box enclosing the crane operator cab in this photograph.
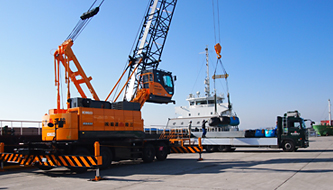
[141,69,175,104]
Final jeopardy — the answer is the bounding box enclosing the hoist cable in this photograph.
[191,56,206,95]
[216,0,221,42]
[65,0,105,41]
[213,58,229,95]
[89,0,98,9]
[212,0,217,43]
[129,0,151,59]
[73,19,92,41]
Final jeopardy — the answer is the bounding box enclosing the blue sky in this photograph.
[0,0,332,129]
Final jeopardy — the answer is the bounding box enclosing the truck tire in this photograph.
[142,143,155,163]
[205,145,217,152]
[217,145,231,152]
[69,147,90,173]
[283,140,295,152]
[100,146,113,169]
[155,143,168,161]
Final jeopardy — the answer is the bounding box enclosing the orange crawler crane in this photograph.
[14,0,178,172]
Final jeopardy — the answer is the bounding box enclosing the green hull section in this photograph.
[312,125,333,136]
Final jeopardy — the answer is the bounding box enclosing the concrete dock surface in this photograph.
[1,136,333,190]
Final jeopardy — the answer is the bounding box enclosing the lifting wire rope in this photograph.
[211,0,232,110]
[66,0,105,42]
[109,1,152,102]
[58,0,105,109]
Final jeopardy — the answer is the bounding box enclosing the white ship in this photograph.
[166,46,240,135]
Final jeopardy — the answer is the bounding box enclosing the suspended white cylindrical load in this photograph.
[125,0,159,101]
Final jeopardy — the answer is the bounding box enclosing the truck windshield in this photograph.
[302,120,307,129]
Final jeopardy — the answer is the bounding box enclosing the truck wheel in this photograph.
[217,145,232,152]
[142,143,155,163]
[283,140,295,152]
[155,143,168,161]
[205,145,217,152]
[69,147,90,173]
[100,147,113,169]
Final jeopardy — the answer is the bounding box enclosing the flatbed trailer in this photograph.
[177,111,311,152]
[196,137,279,147]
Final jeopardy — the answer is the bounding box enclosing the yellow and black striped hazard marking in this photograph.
[0,153,102,168]
[0,153,35,166]
[170,146,203,153]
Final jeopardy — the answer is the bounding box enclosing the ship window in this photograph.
[189,113,191,116]
[173,122,176,125]
[211,112,213,115]
[190,101,194,105]
[208,100,214,104]
[197,121,200,124]
[181,122,184,125]
[198,113,200,116]
[105,122,109,126]
[196,101,207,105]
[110,122,114,126]
[115,122,119,126]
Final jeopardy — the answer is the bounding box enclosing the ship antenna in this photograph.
[329,99,331,126]
[204,46,210,97]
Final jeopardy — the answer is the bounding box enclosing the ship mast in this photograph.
[204,46,210,97]
[329,99,331,126]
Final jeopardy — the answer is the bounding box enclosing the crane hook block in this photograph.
[80,7,100,20]
[214,43,222,59]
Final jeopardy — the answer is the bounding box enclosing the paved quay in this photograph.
[1,136,333,190]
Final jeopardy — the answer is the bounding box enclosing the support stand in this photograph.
[197,137,203,161]
[90,168,103,181]
[0,142,4,171]
[89,141,104,181]
[198,152,203,161]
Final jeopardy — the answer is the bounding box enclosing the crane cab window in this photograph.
[155,71,162,83]
[163,75,173,88]
[142,73,153,82]
[142,73,153,89]
[143,75,149,83]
